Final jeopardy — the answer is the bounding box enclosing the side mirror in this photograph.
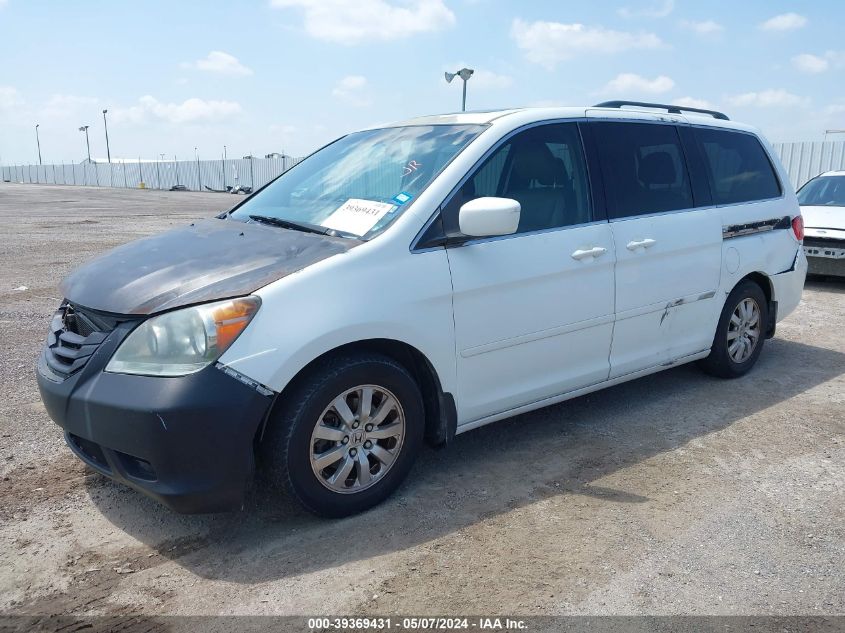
[458,197,521,238]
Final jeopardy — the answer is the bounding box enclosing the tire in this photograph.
[698,280,769,379]
[261,353,424,518]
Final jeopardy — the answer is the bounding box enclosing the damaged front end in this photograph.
[36,300,274,513]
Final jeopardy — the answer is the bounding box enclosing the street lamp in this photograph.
[444,68,474,112]
[222,145,228,189]
[78,125,91,163]
[195,146,202,191]
[102,109,111,163]
[823,129,845,141]
[35,124,43,165]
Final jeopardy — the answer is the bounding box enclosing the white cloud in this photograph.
[618,0,674,19]
[472,70,513,90]
[727,89,809,108]
[113,96,242,124]
[40,94,99,120]
[270,0,455,44]
[759,13,807,32]
[823,104,845,117]
[673,96,717,110]
[826,51,845,67]
[791,51,845,74]
[511,19,662,69]
[601,73,674,95]
[792,53,829,74]
[183,51,253,76]
[0,85,23,110]
[332,75,371,106]
[679,19,723,34]
[269,123,297,135]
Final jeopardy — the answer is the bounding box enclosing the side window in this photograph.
[593,122,693,219]
[469,145,510,197]
[445,123,592,235]
[694,128,782,204]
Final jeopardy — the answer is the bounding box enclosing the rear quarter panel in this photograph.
[713,131,804,324]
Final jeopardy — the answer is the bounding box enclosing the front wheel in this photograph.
[698,280,769,379]
[261,353,424,517]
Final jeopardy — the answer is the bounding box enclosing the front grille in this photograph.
[43,302,118,379]
[64,307,98,337]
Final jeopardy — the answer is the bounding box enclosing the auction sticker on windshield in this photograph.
[321,199,396,236]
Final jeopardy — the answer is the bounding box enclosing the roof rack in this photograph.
[593,100,730,121]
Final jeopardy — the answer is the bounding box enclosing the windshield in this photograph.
[229,124,484,238]
[797,175,845,207]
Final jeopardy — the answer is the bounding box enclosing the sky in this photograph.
[1,0,844,165]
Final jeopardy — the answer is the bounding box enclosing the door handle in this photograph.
[571,246,608,261]
[626,238,657,251]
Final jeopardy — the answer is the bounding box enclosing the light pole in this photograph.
[195,146,202,191]
[35,124,43,165]
[78,125,91,162]
[444,68,474,112]
[222,145,227,189]
[102,109,111,163]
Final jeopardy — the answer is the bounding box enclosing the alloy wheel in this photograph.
[309,385,406,494]
[727,297,761,364]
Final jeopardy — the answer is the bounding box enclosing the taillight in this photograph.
[791,215,804,241]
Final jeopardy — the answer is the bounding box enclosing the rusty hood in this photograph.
[60,218,360,315]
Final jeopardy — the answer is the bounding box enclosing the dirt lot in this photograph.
[0,184,843,621]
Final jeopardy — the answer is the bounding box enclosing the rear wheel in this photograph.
[698,280,769,379]
[262,353,424,517]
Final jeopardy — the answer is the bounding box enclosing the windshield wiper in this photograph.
[248,214,332,236]
[248,214,361,239]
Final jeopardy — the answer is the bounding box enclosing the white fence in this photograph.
[772,141,845,189]
[0,156,302,192]
[3,141,844,193]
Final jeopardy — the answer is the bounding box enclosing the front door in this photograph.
[443,122,616,424]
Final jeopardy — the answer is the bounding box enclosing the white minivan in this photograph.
[37,102,807,516]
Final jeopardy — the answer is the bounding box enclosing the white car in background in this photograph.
[798,171,845,277]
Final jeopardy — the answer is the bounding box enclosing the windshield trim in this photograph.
[221,123,490,240]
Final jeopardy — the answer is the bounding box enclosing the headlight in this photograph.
[105,296,261,377]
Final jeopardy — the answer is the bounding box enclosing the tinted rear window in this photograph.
[694,128,781,205]
[593,122,693,219]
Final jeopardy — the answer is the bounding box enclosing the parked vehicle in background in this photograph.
[37,101,807,518]
[798,171,845,277]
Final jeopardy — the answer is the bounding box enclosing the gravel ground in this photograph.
[0,184,843,622]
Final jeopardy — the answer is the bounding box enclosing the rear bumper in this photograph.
[36,328,274,513]
[771,247,808,321]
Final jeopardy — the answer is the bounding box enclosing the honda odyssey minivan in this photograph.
[37,101,807,517]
